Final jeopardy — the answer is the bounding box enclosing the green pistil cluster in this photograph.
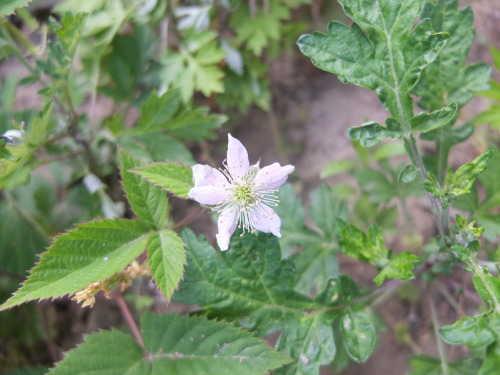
[233,185,254,206]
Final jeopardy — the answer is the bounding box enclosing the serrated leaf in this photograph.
[298,0,448,123]
[175,229,317,335]
[315,275,362,307]
[411,104,457,133]
[413,0,491,110]
[50,313,291,375]
[147,229,186,302]
[310,183,347,240]
[162,107,226,141]
[472,273,500,309]
[373,251,420,286]
[131,90,181,135]
[276,313,335,375]
[119,148,168,229]
[0,219,150,310]
[439,315,496,350]
[0,0,33,17]
[340,309,375,363]
[132,162,193,199]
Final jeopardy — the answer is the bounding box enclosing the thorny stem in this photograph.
[429,297,449,375]
[115,292,145,349]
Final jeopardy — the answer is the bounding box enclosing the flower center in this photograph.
[233,185,254,206]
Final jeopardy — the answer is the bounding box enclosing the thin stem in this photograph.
[115,293,145,349]
[172,207,204,232]
[37,304,61,363]
[429,297,449,375]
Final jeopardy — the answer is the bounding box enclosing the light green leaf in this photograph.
[320,159,356,178]
[50,313,291,375]
[411,104,457,133]
[175,229,317,335]
[310,183,347,240]
[0,0,33,17]
[373,251,420,286]
[478,342,500,375]
[336,220,388,265]
[298,0,448,123]
[445,150,494,199]
[26,103,53,146]
[0,219,150,310]
[129,90,180,135]
[147,229,186,302]
[472,273,500,309]
[119,149,168,229]
[340,309,376,363]
[276,313,335,375]
[132,162,193,199]
[398,165,418,183]
[439,315,496,350]
[473,105,500,128]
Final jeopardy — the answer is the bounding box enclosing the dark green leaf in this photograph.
[408,355,482,375]
[120,148,168,229]
[340,309,376,363]
[298,0,448,122]
[310,183,347,239]
[175,229,317,335]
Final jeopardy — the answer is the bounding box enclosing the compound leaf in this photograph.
[373,251,420,286]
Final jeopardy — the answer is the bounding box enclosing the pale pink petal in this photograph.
[250,204,281,237]
[227,134,250,179]
[188,186,229,205]
[254,163,295,190]
[192,164,229,188]
[216,207,239,251]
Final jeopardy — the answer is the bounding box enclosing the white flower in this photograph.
[188,134,295,251]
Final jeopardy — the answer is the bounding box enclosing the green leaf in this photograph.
[445,150,494,200]
[355,168,397,203]
[132,162,193,199]
[310,183,347,239]
[398,164,418,183]
[340,309,376,363]
[0,199,49,276]
[408,355,482,375]
[373,251,420,286]
[119,149,168,229]
[472,273,500,309]
[479,342,500,375]
[147,229,186,302]
[26,103,53,146]
[439,315,496,350]
[336,220,388,265]
[4,367,49,375]
[50,313,291,375]
[0,219,150,310]
[320,159,357,179]
[161,107,226,141]
[0,0,33,17]
[348,119,402,147]
[175,229,316,335]
[131,90,181,135]
[315,276,362,307]
[413,0,491,110]
[473,105,500,128]
[298,0,448,123]
[411,104,457,133]
[276,313,335,375]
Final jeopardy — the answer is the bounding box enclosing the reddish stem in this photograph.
[115,293,144,349]
[172,206,204,232]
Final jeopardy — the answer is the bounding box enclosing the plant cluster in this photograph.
[1,0,500,374]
